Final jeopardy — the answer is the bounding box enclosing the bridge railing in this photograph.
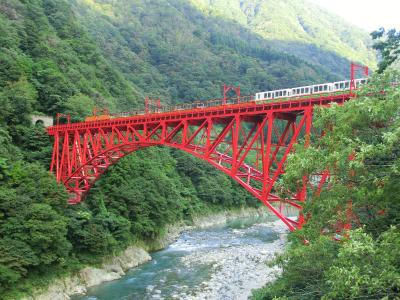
[105,89,356,121]
[111,95,256,119]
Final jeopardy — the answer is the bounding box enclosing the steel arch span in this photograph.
[47,93,352,231]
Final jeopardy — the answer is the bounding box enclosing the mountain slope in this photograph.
[0,0,145,115]
[189,0,377,76]
[70,0,343,105]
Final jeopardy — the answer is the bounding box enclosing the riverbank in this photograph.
[21,207,280,300]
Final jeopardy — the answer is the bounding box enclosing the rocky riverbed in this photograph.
[178,224,285,300]
[75,217,288,300]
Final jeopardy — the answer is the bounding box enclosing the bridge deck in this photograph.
[47,93,352,135]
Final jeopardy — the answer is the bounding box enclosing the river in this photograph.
[73,216,287,300]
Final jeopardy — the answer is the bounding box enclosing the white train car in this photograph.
[333,80,350,91]
[255,88,292,101]
[254,78,368,103]
[291,85,313,97]
[311,82,334,94]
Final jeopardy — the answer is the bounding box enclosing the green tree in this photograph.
[324,228,400,299]
[62,93,95,121]
[1,78,37,127]
[371,28,400,73]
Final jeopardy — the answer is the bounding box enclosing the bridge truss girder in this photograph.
[49,93,351,231]
[50,109,314,231]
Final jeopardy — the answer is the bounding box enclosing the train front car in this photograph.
[254,90,273,102]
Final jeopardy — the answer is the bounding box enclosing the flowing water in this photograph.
[73,216,287,300]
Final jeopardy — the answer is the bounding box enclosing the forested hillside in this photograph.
[252,69,400,299]
[0,0,379,298]
[70,0,339,105]
[189,0,376,77]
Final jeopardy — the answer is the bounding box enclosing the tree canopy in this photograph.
[371,28,400,73]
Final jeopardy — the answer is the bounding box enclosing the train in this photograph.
[82,77,369,122]
[254,78,368,101]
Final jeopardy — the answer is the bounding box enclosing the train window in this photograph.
[264,93,267,98]
[345,82,349,88]
[300,88,304,93]
[324,85,327,91]
[305,88,309,93]
[314,86,318,92]
[283,91,287,96]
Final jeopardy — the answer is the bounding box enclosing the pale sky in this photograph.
[308,0,400,32]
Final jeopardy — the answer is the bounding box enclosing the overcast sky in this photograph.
[308,0,400,32]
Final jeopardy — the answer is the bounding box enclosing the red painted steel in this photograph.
[48,92,353,231]
[223,84,241,104]
[350,62,369,94]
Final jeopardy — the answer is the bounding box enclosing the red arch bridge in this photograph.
[47,62,370,232]
[48,92,359,231]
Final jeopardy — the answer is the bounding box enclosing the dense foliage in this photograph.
[71,0,338,104]
[252,71,400,299]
